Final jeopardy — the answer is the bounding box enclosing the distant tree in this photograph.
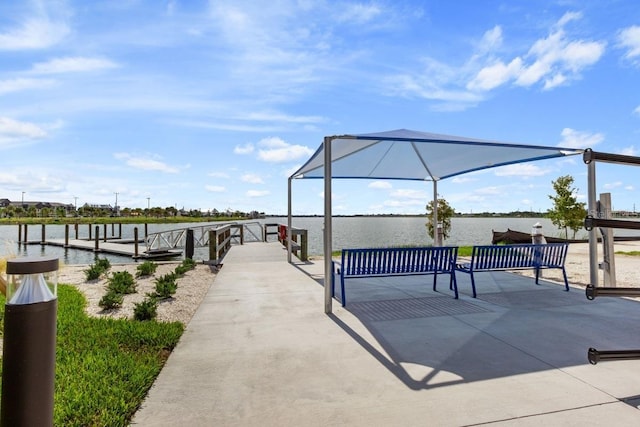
[426,197,455,241]
[547,175,587,239]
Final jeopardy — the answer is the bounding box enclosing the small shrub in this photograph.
[98,290,123,310]
[107,271,137,294]
[134,297,158,321]
[95,258,111,271]
[136,261,158,277]
[174,264,189,276]
[181,258,197,270]
[84,257,112,281]
[84,264,103,281]
[154,274,178,299]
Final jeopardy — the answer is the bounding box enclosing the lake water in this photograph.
[0,216,617,265]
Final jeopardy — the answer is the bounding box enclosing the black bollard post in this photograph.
[1,256,59,427]
[185,229,194,259]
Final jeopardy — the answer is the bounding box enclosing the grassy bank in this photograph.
[0,285,184,426]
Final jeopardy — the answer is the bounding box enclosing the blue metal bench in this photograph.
[456,243,569,298]
[335,246,459,306]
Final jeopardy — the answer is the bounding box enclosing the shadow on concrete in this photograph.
[328,271,640,390]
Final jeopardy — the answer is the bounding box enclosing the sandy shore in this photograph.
[57,261,218,324]
[512,241,640,288]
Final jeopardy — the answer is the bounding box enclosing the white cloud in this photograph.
[368,181,392,189]
[467,58,523,91]
[620,146,637,156]
[515,14,605,90]
[241,173,264,184]
[0,117,48,147]
[390,189,428,199]
[470,11,605,92]
[207,171,230,179]
[617,25,640,62]
[625,185,635,191]
[234,143,254,154]
[494,164,549,177]
[257,137,314,163]
[30,57,119,74]
[246,190,270,197]
[114,153,180,173]
[558,128,604,149]
[336,3,382,24]
[205,185,226,192]
[603,181,623,190]
[0,78,56,95]
[451,176,476,184]
[0,16,69,50]
[635,106,640,116]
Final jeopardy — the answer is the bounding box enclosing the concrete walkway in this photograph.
[132,242,640,426]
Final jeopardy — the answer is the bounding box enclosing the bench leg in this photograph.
[340,274,346,307]
[535,267,541,285]
[432,272,438,292]
[470,273,477,298]
[562,267,569,291]
[450,272,458,299]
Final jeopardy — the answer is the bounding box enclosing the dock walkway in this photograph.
[132,242,640,426]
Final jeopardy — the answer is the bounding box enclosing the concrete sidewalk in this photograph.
[132,242,640,426]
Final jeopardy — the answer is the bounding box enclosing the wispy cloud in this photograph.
[246,190,270,197]
[369,181,392,189]
[494,164,549,177]
[256,137,314,163]
[205,185,226,192]
[617,25,640,63]
[234,143,254,155]
[469,12,605,92]
[0,78,56,95]
[30,57,119,74]
[241,173,264,184]
[114,153,180,173]
[0,116,48,147]
[0,1,70,50]
[558,128,604,149]
[388,11,606,111]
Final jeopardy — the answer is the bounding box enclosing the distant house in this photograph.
[0,198,75,216]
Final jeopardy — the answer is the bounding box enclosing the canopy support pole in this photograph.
[323,136,333,314]
[287,177,292,263]
[433,180,440,246]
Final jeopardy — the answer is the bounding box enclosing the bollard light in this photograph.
[1,256,59,427]
[5,256,58,304]
[531,222,544,244]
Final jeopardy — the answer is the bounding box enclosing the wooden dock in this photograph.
[40,238,182,259]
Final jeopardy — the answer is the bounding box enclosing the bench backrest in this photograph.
[470,243,568,270]
[341,246,458,276]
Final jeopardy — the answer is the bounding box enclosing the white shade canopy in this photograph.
[291,129,583,181]
[287,129,584,314]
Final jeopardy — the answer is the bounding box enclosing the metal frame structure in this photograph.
[583,148,640,363]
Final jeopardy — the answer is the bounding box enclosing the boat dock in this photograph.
[132,242,640,425]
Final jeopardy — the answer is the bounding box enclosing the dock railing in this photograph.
[264,223,308,261]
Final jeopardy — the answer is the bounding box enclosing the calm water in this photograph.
[0,216,619,264]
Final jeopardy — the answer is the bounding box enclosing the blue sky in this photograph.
[1,1,640,215]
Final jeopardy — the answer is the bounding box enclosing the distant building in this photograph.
[0,198,75,215]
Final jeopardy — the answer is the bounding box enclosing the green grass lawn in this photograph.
[0,285,184,426]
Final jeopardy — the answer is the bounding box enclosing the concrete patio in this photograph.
[132,242,640,426]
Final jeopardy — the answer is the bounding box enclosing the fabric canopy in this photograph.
[291,129,583,181]
[287,129,584,314]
